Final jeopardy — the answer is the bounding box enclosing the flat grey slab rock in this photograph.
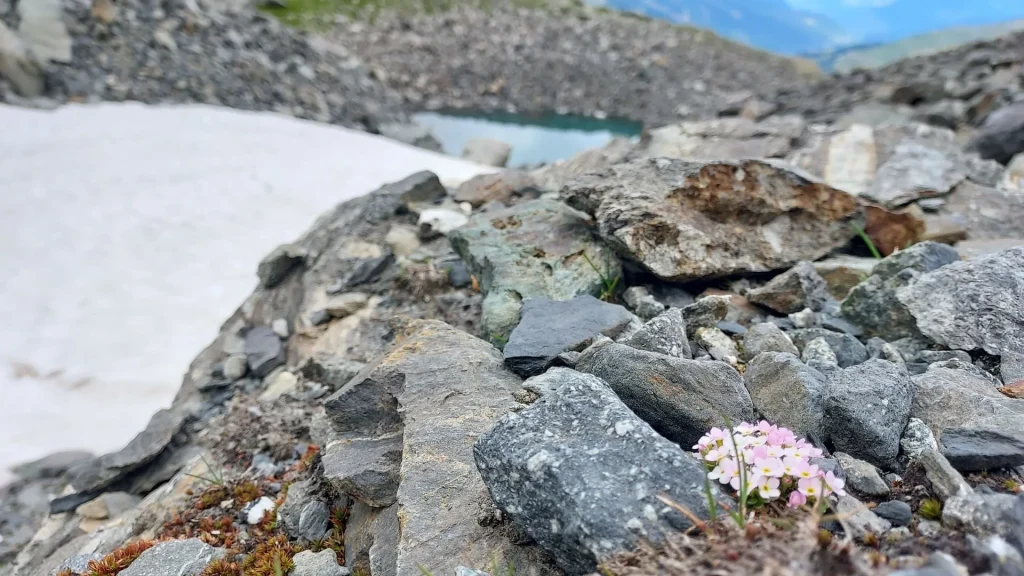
[118,539,224,576]
[561,158,861,281]
[575,340,752,448]
[898,247,1024,355]
[322,433,403,507]
[503,296,633,377]
[474,368,718,575]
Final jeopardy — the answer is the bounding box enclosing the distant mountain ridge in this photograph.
[591,0,1024,56]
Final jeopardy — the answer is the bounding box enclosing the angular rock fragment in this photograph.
[244,326,286,378]
[622,286,666,320]
[620,308,690,359]
[841,241,959,340]
[747,261,831,314]
[862,143,965,208]
[322,433,403,507]
[834,452,890,497]
[561,158,861,281]
[743,352,826,442]
[575,340,753,447]
[502,296,633,377]
[474,368,718,575]
[680,295,729,338]
[448,199,620,341]
[257,243,307,288]
[789,328,867,368]
[823,360,913,468]
[741,323,798,362]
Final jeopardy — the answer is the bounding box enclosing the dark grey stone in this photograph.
[824,360,914,468]
[257,243,307,288]
[790,328,868,368]
[717,321,747,336]
[298,501,332,542]
[819,315,862,337]
[329,252,394,293]
[503,296,633,377]
[620,308,690,359]
[444,260,471,288]
[747,261,831,314]
[277,479,311,538]
[898,248,1024,355]
[941,428,1024,472]
[680,296,730,339]
[968,101,1024,164]
[119,539,225,576]
[57,408,185,504]
[309,309,332,326]
[244,326,285,378]
[300,352,366,391]
[322,433,403,507]
[741,323,798,362]
[392,171,447,209]
[912,350,972,365]
[474,368,719,575]
[344,502,399,576]
[743,352,826,442]
[575,340,753,448]
[873,501,913,527]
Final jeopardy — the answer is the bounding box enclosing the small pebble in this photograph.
[247,496,276,524]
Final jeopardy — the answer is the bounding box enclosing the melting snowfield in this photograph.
[0,102,493,485]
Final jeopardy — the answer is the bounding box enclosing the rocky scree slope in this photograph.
[332,4,816,126]
[2,117,1024,576]
[0,0,406,131]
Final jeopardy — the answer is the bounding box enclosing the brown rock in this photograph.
[562,158,861,281]
[862,203,925,256]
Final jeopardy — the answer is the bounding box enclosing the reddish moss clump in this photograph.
[84,540,156,576]
[242,535,297,576]
[232,480,262,505]
[199,557,243,576]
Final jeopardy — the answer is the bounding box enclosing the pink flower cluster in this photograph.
[693,421,846,508]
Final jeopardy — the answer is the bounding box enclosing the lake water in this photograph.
[412,111,643,167]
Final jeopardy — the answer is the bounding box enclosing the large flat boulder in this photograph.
[897,248,1024,355]
[448,199,620,341]
[574,340,753,448]
[474,368,717,575]
[561,158,860,281]
[321,318,549,576]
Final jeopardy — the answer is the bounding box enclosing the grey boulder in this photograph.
[897,248,1024,355]
[503,296,633,377]
[873,501,912,527]
[841,242,959,340]
[561,158,861,281]
[823,360,914,468]
[474,368,718,575]
[747,261,831,314]
[834,452,890,497]
[743,352,826,442]
[257,243,307,288]
[322,434,403,507]
[967,101,1024,165]
[575,340,753,448]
